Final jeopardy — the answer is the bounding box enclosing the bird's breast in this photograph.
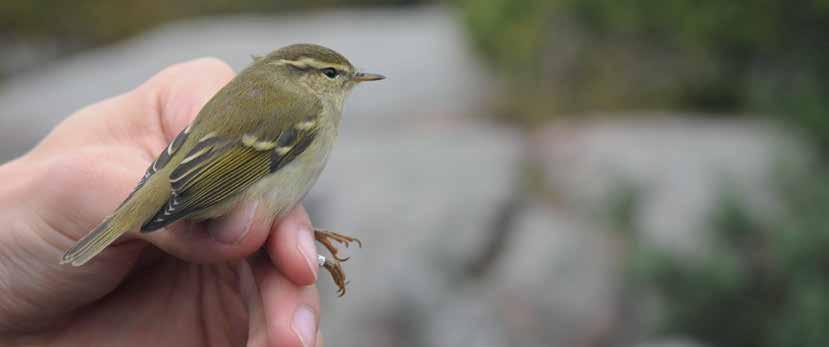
[248,124,336,217]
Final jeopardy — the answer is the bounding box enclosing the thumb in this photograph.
[137,57,237,141]
[28,58,236,159]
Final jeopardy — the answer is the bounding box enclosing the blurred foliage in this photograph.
[456,0,829,133]
[614,170,829,346]
[0,0,428,47]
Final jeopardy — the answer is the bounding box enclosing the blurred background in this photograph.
[1,1,828,346]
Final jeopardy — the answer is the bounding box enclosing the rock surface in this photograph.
[531,115,794,255]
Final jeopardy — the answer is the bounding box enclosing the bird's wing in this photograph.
[140,98,322,231]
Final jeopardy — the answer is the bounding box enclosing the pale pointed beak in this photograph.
[353,72,385,82]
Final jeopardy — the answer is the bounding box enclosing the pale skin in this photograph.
[0,59,325,347]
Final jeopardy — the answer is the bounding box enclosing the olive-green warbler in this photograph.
[61,43,384,295]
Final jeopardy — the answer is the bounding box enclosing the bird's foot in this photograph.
[318,255,348,297]
[314,228,361,297]
[314,229,361,262]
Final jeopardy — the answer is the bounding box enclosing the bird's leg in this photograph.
[318,255,348,297]
[314,228,362,262]
[314,229,361,297]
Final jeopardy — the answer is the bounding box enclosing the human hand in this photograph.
[0,59,323,347]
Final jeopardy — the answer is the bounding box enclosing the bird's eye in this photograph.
[321,68,338,79]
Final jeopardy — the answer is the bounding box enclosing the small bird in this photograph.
[61,44,384,295]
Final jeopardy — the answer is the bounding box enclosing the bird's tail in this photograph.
[61,177,168,266]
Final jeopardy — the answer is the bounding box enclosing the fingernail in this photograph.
[292,304,318,347]
[297,228,319,280]
[208,200,258,244]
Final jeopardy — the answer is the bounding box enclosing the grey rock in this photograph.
[306,121,524,347]
[477,204,619,347]
[531,115,795,255]
[310,178,620,347]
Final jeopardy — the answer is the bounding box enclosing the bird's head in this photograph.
[259,43,384,102]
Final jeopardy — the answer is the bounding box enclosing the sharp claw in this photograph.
[321,257,348,297]
[314,228,362,297]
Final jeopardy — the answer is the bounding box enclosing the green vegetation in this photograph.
[610,170,829,346]
[456,0,829,131]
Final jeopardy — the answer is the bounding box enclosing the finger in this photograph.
[140,57,236,140]
[33,58,236,158]
[136,203,319,279]
[267,205,319,286]
[131,57,236,160]
[240,259,269,347]
[137,199,275,263]
[315,330,324,347]
[256,258,321,347]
